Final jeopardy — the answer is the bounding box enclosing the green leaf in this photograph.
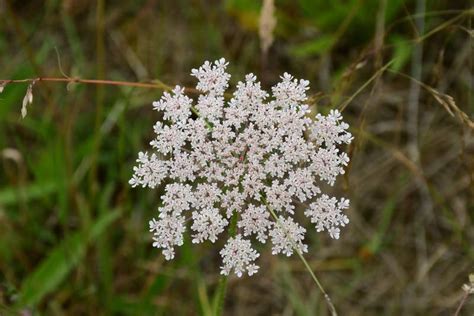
[291,35,335,57]
[0,182,57,207]
[366,176,406,254]
[17,210,121,307]
[225,0,261,31]
[109,295,157,315]
[390,35,412,72]
[225,0,260,12]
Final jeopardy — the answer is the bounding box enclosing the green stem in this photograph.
[213,275,229,316]
[213,212,238,315]
[263,199,338,316]
[90,0,106,200]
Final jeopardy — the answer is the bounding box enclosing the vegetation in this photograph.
[0,0,473,315]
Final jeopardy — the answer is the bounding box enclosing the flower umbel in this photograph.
[130,58,353,277]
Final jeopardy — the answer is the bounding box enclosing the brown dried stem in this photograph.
[0,77,202,95]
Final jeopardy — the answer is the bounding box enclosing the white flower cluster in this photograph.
[130,58,353,277]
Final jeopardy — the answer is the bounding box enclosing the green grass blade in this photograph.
[0,182,57,207]
[17,209,121,308]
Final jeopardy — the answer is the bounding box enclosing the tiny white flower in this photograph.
[272,72,309,109]
[152,85,192,123]
[161,183,195,214]
[270,216,308,256]
[150,213,186,260]
[191,58,230,94]
[306,195,350,239]
[129,152,168,189]
[220,234,260,277]
[191,207,228,243]
[193,183,222,209]
[238,204,273,243]
[310,109,353,146]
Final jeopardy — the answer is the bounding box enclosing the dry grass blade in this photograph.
[425,86,474,130]
[415,9,472,43]
[338,60,394,112]
[259,0,276,56]
[457,25,474,37]
[354,128,425,181]
[0,81,6,93]
[390,70,474,130]
[21,80,36,118]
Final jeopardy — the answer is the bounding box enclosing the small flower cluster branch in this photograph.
[455,274,474,316]
[130,58,353,277]
[462,274,474,294]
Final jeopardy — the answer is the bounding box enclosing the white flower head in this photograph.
[149,213,186,260]
[220,234,260,277]
[191,58,230,95]
[191,207,228,243]
[129,152,168,189]
[130,59,352,277]
[152,86,192,123]
[270,216,308,256]
[238,204,273,243]
[306,195,350,239]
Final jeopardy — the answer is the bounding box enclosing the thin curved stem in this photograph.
[263,200,338,316]
[454,291,469,316]
[0,76,209,121]
[0,77,202,94]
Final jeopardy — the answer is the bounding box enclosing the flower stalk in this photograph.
[213,212,239,315]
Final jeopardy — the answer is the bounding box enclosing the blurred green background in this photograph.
[0,0,473,315]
